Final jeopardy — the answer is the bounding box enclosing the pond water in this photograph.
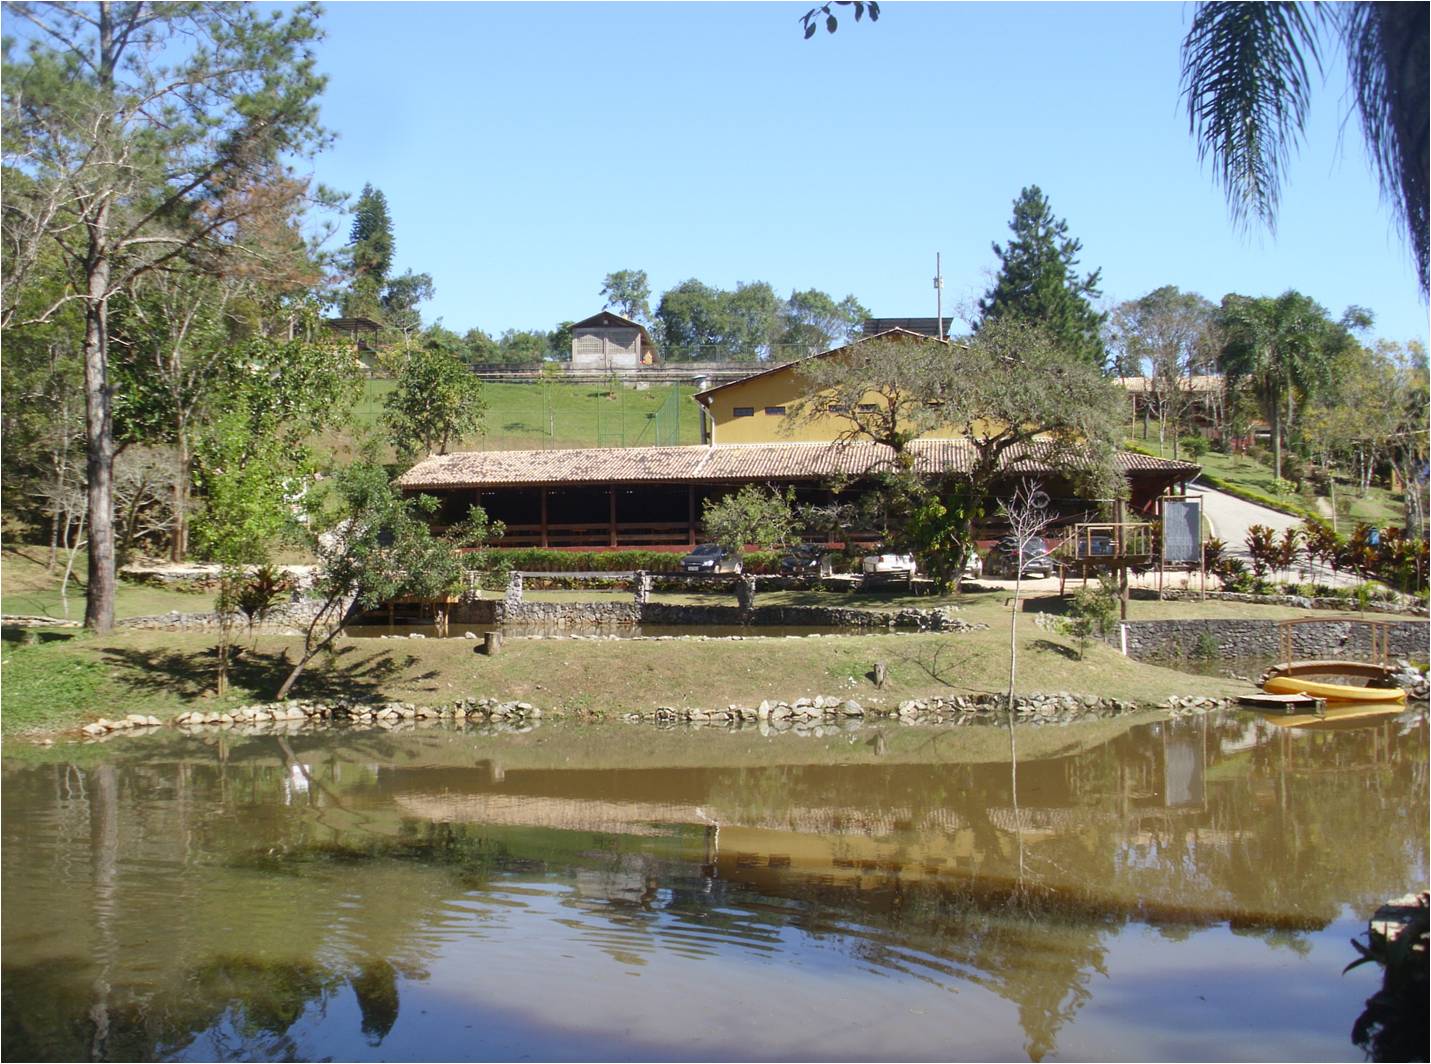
[4,709,1426,1062]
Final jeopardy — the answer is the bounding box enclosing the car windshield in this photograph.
[691,545,721,556]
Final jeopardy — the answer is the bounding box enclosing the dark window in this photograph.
[829,403,850,414]
[733,406,755,418]
[857,403,878,412]
[765,406,786,416]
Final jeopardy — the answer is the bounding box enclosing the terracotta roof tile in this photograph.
[396,441,1198,491]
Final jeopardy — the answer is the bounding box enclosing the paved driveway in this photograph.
[1190,480,1303,548]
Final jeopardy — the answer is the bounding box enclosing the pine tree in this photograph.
[344,185,394,319]
[978,186,1107,367]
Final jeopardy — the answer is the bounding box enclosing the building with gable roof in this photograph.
[398,329,1198,550]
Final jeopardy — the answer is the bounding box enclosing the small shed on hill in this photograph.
[570,311,657,371]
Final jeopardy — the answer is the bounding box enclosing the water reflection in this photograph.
[3,709,1425,1062]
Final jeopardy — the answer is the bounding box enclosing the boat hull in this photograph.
[1263,675,1407,704]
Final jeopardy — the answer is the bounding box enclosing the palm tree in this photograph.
[1182,2,1429,296]
[1217,291,1342,483]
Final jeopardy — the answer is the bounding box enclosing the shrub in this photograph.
[1214,556,1254,592]
[1179,434,1210,459]
[471,548,686,573]
[1191,630,1219,660]
[1065,577,1119,659]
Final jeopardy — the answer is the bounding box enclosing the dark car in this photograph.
[993,535,1056,579]
[679,543,742,574]
[778,544,826,575]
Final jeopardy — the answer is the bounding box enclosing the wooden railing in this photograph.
[1051,522,1154,561]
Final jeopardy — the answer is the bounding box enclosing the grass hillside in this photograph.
[1124,434,1405,527]
[337,379,704,460]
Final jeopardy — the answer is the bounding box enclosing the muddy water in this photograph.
[3,710,1426,1062]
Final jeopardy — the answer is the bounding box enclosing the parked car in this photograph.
[778,544,828,576]
[861,552,917,585]
[680,544,742,574]
[992,536,1057,579]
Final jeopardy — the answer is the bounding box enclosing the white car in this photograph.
[861,553,917,584]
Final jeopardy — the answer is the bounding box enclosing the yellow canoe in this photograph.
[1263,675,1407,704]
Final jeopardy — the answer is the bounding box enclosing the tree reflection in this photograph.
[0,710,1424,1061]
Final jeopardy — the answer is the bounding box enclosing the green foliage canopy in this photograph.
[977,185,1107,367]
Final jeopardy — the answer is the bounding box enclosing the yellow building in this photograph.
[693,328,948,445]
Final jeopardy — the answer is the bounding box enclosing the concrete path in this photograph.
[1189,480,1303,548]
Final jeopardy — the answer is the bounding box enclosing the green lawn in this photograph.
[343,378,703,457]
[1,546,216,621]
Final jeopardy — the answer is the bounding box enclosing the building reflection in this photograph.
[1,708,1424,1061]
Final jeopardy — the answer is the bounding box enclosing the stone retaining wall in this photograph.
[1116,618,1428,661]
[445,599,980,631]
[1146,588,1426,616]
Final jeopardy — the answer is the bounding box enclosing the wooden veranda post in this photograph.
[608,486,617,547]
[539,488,549,548]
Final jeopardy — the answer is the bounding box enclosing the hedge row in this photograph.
[1194,472,1319,522]
[470,548,792,574]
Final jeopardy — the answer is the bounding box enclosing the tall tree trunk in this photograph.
[172,428,189,562]
[83,7,118,634]
[82,210,116,633]
[1271,397,1283,485]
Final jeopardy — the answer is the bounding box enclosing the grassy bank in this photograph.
[1,620,1245,738]
[1,546,216,621]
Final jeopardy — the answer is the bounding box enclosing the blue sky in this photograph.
[308,2,1428,346]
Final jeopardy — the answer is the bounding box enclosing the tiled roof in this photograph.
[396,441,1198,491]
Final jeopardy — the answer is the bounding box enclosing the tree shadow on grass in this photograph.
[886,641,994,693]
[100,643,441,703]
[1030,639,1081,661]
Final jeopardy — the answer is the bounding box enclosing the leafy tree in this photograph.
[383,343,486,458]
[274,456,500,700]
[2,1,330,632]
[1217,290,1355,482]
[599,269,651,322]
[794,322,1123,582]
[702,485,798,559]
[778,289,869,354]
[192,409,299,697]
[495,328,548,366]
[800,0,879,39]
[1107,286,1218,457]
[978,186,1107,367]
[655,278,779,361]
[1181,2,1428,294]
[0,246,85,568]
[380,270,435,340]
[462,326,501,365]
[547,320,575,361]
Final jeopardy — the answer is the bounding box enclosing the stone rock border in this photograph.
[74,689,1242,741]
[622,691,1229,727]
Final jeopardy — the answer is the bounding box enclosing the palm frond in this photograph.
[1340,2,1429,296]
[1181,2,1328,232]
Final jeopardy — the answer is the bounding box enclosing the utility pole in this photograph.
[933,253,944,340]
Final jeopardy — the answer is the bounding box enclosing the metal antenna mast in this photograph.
[933,253,944,340]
